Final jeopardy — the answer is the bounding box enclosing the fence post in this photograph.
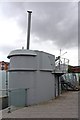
[6,71,8,96]
[8,90,11,113]
[25,88,27,107]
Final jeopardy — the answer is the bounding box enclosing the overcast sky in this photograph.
[0,1,79,65]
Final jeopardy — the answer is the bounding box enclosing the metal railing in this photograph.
[0,89,8,110]
[0,88,29,112]
[55,57,69,73]
[8,88,29,106]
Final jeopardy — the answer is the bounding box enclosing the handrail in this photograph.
[55,57,69,73]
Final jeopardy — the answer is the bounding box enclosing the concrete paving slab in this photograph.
[2,91,79,118]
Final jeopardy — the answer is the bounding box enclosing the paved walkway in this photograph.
[2,91,79,118]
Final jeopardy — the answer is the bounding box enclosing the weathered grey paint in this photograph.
[8,49,60,106]
[10,56,37,70]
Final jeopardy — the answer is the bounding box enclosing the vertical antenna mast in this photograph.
[27,11,32,49]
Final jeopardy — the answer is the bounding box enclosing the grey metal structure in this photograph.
[7,49,63,106]
[27,11,32,49]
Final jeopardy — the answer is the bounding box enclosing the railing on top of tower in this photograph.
[55,57,69,73]
[55,50,69,73]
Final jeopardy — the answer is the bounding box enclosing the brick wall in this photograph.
[0,61,9,71]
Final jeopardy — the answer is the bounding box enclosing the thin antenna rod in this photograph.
[27,11,32,49]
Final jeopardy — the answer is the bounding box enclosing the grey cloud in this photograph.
[0,2,78,49]
[0,38,26,55]
[0,45,15,55]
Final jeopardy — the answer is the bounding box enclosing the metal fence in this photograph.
[8,88,29,107]
[0,89,8,110]
[0,88,29,111]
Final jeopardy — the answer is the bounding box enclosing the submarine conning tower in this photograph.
[7,49,59,106]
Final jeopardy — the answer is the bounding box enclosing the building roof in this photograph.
[68,65,80,73]
[7,49,37,58]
